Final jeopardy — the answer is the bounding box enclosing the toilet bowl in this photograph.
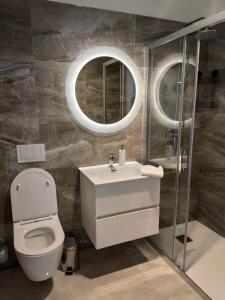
[10,168,65,281]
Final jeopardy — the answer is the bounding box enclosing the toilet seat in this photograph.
[10,168,65,281]
[14,215,64,256]
[10,168,58,223]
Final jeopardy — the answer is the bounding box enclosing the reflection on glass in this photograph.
[149,35,199,271]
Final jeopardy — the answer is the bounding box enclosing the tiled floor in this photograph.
[0,239,206,300]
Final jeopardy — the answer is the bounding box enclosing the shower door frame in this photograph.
[146,10,225,51]
[145,9,225,271]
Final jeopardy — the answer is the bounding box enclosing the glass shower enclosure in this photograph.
[146,10,225,300]
[147,34,199,269]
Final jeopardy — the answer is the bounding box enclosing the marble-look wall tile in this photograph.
[0,60,39,150]
[0,0,32,61]
[0,0,183,252]
[134,16,183,68]
[135,15,183,46]
[193,25,225,237]
[197,170,225,236]
[31,1,136,62]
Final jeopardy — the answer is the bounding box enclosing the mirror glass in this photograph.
[75,56,136,124]
[150,53,195,129]
[159,64,195,121]
[159,64,180,120]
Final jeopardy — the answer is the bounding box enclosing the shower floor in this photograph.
[151,220,225,300]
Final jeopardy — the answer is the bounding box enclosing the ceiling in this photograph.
[49,0,225,23]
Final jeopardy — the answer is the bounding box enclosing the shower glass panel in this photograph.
[174,34,200,270]
[147,11,225,298]
[147,37,184,261]
[184,23,225,300]
[148,35,199,268]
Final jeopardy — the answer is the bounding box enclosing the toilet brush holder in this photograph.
[61,237,80,275]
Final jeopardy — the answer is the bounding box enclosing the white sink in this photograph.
[79,161,161,249]
[79,161,145,185]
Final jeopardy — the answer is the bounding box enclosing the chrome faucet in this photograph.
[108,153,117,172]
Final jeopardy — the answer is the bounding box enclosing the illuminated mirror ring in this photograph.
[66,46,142,135]
[150,54,196,129]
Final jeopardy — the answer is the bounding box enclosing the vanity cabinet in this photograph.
[79,162,161,249]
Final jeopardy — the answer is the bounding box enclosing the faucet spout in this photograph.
[108,153,117,172]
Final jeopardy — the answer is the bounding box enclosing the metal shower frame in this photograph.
[145,9,225,271]
[147,10,225,51]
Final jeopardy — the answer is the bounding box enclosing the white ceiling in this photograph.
[49,0,225,23]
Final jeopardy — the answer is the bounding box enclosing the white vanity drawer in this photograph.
[95,207,159,249]
[96,177,160,218]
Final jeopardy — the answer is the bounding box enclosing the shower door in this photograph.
[147,34,200,269]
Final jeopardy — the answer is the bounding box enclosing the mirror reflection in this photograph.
[159,64,195,121]
[75,56,136,124]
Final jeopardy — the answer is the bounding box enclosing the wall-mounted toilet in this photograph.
[10,168,65,281]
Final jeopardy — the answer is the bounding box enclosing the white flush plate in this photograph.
[16,144,46,163]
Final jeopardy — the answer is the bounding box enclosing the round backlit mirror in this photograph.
[66,46,142,135]
[76,57,136,124]
[150,54,196,129]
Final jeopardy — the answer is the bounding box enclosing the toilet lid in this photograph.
[10,168,58,222]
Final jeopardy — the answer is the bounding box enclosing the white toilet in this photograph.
[10,168,65,281]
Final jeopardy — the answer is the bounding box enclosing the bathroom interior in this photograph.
[1,0,225,299]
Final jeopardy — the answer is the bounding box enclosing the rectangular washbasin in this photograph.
[79,161,145,185]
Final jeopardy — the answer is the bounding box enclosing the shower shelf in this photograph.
[196,69,220,109]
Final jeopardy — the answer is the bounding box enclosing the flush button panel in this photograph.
[16,144,46,163]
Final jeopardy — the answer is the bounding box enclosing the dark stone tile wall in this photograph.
[0,0,183,252]
[192,24,225,237]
